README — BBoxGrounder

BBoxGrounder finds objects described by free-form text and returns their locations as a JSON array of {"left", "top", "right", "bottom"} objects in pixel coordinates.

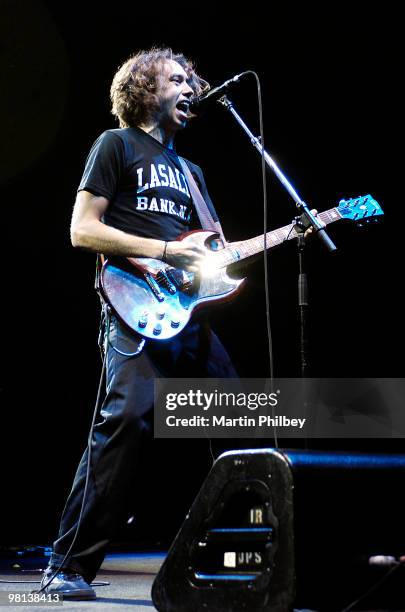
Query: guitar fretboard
[{"left": 214, "top": 208, "right": 342, "bottom": 268}]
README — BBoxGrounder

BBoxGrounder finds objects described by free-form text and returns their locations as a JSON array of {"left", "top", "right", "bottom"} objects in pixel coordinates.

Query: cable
[
  {"left": 2, "top": 337, "right": 108, "bottom": 592},
  {"left": 31, "top": 307, "right": 142, "bottom": 595},
  {"left": 109, "top": 338, "right": 145, "bottom": 357},
  {"left": 31, "top": 341, "right": 108, "bottom": 595},
  {"left": 105, "top": 305, "right": 146, "bottom": 358},
  {"left": 243, "top": 71, "right": 278, "bottom": 449},
  {"left": 207, "top": 72, "right": 278, "bottom": 461},
  {"left": 339, "top": 559, "right": 405, "bottom": 612}
]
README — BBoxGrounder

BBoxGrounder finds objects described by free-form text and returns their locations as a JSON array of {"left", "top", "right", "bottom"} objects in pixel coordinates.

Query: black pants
[{"left": 50, "top": 312, "right": 237, "bottom": 583}]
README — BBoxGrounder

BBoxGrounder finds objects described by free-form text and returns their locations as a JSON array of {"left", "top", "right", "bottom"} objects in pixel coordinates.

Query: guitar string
[{"left": 212, "top": 208, "right": 340, "bottom": 270}]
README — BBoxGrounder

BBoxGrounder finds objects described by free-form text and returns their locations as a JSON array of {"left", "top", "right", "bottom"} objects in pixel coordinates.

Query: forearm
[{"left": 71, "top": 219, "right": 165, "bottom": 259}]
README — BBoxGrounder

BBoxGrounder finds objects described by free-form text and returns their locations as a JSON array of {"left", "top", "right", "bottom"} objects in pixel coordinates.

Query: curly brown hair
[{"left": 110, "top": 47, "right": 209, "bottom": 128}]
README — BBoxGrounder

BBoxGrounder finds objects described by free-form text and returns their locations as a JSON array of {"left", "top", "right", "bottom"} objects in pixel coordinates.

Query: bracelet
[{"left": 162, "top": 241, "right": 168, "bottom": 262}]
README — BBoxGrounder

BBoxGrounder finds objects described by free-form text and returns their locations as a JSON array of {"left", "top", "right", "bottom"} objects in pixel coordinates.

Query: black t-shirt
[{"left": 78, "top": 126, "right": 218, "bottom": 241}]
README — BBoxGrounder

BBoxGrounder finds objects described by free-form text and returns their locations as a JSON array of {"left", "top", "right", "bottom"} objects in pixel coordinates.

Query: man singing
[{"left": 41, "top": 47, "right": 237, "bottom": 599}]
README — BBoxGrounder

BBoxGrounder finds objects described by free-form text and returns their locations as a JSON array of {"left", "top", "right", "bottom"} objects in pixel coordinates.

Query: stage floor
[
  {"left": 0, "top": 551, "right": 403, "bottom": 611},
  {"left": 0, "top": 551, "right": 164, "bottom": 611}
]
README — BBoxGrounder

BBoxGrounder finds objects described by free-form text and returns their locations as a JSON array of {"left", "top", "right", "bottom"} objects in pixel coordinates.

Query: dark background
[{"left": 0, "top": 1, "right": 401, "bottom": 547}]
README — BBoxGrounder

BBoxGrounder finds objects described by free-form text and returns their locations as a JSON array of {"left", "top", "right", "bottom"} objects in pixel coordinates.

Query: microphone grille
[{"left": 368, "top": 555, "right": 398, "bottom": 566}]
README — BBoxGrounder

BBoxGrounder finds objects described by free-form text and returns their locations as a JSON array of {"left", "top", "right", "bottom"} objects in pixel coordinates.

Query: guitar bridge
[{"left": 144, "top": 272, "right": 164, "bottom": 302}]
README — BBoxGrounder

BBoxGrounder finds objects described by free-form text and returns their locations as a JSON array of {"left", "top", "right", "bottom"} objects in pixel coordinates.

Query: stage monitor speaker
[
  {"left": 152, "top": 448, "right": 405, "bottom": 611},
  {"left": 152, "top": 448, "right": 295, "bottom": 612}
]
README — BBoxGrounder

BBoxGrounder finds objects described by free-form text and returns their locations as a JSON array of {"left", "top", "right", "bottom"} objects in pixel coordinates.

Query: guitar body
[{"left": 100, "top": 230, "right": 246, "bottom": 340}]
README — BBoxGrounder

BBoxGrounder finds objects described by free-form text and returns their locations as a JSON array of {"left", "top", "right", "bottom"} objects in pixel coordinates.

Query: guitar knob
[
  {"left": 138, "top": 314, "right": 148, "bottom": 329},
  {"left": 171, "top": 318, "right": 180, "bottom": 328},
  {"left": 156, "top": 310, "right": 165, "bottom": 320},
  {"left": 153, "top": 323, "right": 162, "bottom": 336}
]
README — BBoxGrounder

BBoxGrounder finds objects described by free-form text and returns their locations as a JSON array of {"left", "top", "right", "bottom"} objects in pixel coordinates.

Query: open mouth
[{"left": 176, "top": 100, "right": 190, "bottom": 118}]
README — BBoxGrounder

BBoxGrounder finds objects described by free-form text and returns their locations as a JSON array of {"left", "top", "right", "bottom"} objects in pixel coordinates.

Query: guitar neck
[{"left": 216, "top": 207, "right": 343, "bottom": 267}]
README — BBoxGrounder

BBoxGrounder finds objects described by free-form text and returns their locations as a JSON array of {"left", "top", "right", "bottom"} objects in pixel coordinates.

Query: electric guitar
[{"left": 100, "top": 195, "right": 383, "bottom": 340}]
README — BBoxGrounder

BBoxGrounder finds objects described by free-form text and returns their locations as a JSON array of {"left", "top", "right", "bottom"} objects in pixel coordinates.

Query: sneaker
[{"left": 39, "top": 567, "right": 96, "bottom": 600}]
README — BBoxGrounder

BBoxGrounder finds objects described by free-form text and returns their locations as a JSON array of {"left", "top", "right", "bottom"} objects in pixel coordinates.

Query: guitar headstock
[{"left": 337, "top": 194, "right": 384, "bottom": 222}]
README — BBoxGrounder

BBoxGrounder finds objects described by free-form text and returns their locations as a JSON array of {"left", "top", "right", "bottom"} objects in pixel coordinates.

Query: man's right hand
[{"left": 165, "top": 241, "right": 206, "bottom": 273}]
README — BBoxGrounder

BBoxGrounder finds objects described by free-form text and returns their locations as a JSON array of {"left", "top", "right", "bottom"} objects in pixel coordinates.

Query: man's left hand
[{"left": 303, "top": 209, "right": 325, "bottom": 238}]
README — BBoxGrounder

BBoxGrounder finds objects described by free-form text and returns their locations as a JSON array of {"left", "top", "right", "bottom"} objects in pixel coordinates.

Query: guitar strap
[{"left": 179, "top": 157, "right": 226, "bottom": 243}]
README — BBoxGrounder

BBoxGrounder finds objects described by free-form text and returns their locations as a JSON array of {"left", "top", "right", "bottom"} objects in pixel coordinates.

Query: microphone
[
  {"left": 190, "top": 72, "right": 247, "bottom": 110},
  {"left": 368, "top": 555, "right": 398, "bottom": 567}
]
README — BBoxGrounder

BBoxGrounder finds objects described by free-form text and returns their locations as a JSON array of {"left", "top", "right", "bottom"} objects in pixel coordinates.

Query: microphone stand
[{"left": 218, "top": 95, "right": 337, "bottom": 379}]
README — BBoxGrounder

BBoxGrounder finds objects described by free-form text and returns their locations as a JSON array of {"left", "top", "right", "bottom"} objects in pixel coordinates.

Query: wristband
[{"left": 162, "top": 241, "right": 168, "bottom": 262}]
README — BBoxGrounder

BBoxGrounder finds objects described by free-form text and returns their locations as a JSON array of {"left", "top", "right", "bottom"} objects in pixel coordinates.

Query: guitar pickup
[
  {"left": 145, "top": 273, "right": 164, "bottom": 302},
  {"left": 166, "top": 267, "right": 193, "bottom": 292},
  {"left": 156, "top": 270, "right": 177, "bottom": 294}
]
